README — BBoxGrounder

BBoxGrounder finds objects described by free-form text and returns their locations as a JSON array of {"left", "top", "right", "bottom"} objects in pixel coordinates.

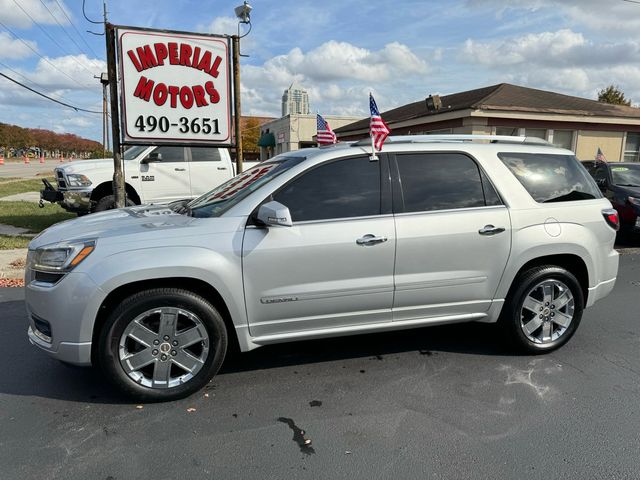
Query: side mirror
[
  {"left": 256, "top": 201, "right": 292, "bottom": 227},
  {"left": 142, "top": 152, "right": 162, "bottom": 163}
]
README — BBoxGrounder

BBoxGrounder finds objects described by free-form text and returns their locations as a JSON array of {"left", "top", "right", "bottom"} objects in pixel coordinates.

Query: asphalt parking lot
[{"left": 1, "top": 252, "right": 639, "bottom": 480}]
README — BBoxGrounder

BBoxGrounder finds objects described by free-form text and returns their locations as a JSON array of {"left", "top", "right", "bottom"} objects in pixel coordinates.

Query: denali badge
[{"left": 261, "top": 296, "right": 299, "bottom": 304}]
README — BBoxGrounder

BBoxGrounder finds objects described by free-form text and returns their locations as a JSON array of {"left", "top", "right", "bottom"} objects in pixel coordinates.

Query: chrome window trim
[{"left": 393, "top": 204, "right": 508, "bottom": 218}]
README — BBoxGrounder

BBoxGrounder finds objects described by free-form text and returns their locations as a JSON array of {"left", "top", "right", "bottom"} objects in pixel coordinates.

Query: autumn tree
[
  {"left": 597, "top": 85, "right": 631, "bottom": 106},
  {"left": 241, "top": 117, "right": 262, "bottom": 154}
]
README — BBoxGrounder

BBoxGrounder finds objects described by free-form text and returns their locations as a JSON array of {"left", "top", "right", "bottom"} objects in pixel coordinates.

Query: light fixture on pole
[{"left": 232, "top": 1, "right": 252, "bottom": 174}]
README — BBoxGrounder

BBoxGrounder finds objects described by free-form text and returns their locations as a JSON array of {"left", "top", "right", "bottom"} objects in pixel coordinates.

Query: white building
[
  {"left": 258, "top": 114, "right": 363, "bottom": 160},
  {"left": 281, "top": 83, "right": 310, "bottom": 116}
]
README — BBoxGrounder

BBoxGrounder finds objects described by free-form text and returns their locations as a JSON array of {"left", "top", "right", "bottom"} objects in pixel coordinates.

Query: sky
[{"left": 1, "top": 0, "right": 639, "bottom": 143}]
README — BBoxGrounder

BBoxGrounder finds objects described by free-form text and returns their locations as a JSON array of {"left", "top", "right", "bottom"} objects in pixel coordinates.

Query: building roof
[{"left": 335, "top": 83, "right": 640, "bottom": 134}]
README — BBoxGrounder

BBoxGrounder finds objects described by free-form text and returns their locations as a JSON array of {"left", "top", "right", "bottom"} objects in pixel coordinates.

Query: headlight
[
  {"left": 66, "top": 174, "right": 92, "bottom": 187},
  {"left": 30, "top": 239, "right": 96, "bottom": 272},
  {"left": 628, "top": 196, "right": 640, "bottom": 207}
]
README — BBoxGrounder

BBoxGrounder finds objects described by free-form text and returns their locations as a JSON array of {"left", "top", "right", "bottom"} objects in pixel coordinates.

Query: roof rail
[{"left": 351, "top": 134, "right": 552, "bottom": 147}]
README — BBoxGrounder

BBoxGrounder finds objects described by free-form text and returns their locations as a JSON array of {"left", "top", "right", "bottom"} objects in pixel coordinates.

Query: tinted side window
[
  {"left": 153, "top": 146, "right": 185, "bottom": 162},
  {"left": 274, "top": 156, "right": 380, "bottom": 222},
  {"left": 480, "top": 170, "right": 503, "bottom": 206},
  {"left": 190, "top": 147, "right": 222, "bottom": 162},
  {"left": 396, "top": 153, "right": 487, "bottom": 212},
  {"left": 499, "top": 153, "right": 602, "bottom": 203}
]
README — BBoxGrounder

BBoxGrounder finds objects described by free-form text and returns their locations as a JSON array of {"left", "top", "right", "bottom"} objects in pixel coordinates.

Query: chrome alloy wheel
[
  {"left": 520, "top": 279, "right": 575, "bottom": 344},
  {"left": 118, "top": 307, "right": 210, "bottom": 389}
]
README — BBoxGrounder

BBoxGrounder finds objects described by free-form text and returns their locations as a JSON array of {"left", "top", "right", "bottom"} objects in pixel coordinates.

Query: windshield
[
  {"left": 123, "top": 145, "right": 149, "bottom": 160},
  {"left": 189, "top": 156, "right": 305, "bottom": 218},
  {"left": 611, "top": 165, "right": 640, "bottom": 186}
]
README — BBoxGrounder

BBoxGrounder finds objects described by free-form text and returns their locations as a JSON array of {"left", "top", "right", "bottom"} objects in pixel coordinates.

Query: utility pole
[
  {"left": 105, "top": 23, "right": 125, "bottom": 208},
  {"left": 232, "top": 35, "right": 243, "bottom": 174}
]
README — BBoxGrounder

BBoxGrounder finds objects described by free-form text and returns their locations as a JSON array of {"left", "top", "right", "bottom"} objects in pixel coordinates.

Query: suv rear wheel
[
  {"left": 97, "top": 288, "right": 227, "bottom": 402},
  {"left": 500, "top": 266, "right": 584, "bottom": 353}
]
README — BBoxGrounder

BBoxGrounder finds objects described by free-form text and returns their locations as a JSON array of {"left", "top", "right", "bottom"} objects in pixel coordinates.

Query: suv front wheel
[
  {"left": 97, "top": 288, "right": 227, "bottom": 402},
  {"left": 500, "top": 266, "right": 584, "bottom": 353}
]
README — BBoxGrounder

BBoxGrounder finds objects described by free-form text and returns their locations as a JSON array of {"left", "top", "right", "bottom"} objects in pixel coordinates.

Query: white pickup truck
[{"left": 41, "top": 145, "right": 258, "bottom": 214}]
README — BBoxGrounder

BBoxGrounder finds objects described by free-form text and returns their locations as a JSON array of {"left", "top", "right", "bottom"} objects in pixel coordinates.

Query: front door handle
[
  {"left": 174, "top": 167, "right": 186, "bottom": 171},
  {"left": 217, "top": 167, "right": 227, "bottom": 170},
  {"left": 356, "top": 234, "right": 388, "bottom": 246},
  {"left": 478, "top": 225, "right": 505, "bottom": 236}
]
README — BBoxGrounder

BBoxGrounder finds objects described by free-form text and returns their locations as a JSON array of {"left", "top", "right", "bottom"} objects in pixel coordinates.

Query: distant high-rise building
[{"left": 282, "top": 82, "right": 310, "bottom": 116}]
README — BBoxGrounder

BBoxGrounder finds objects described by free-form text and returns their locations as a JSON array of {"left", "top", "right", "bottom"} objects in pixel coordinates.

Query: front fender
[{"left": 85, "top": 245, "right": 246, "bottom": 334}]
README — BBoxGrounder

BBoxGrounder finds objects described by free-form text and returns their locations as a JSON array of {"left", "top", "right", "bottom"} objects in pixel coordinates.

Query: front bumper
[
  {"left": 25, "top": 270, "right": 105, "bottom": 366},
  {"left": 40, "top": 181, "right": 92, "bottom": 213}
]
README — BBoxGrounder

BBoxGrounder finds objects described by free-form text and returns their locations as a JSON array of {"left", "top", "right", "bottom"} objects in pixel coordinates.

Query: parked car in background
[
  {"left": 40, "top": 145, "right": 259, "bottom": 215},
  {"left": 26, "top": 135, "right": 619, "bottom": 401},
  {"left": 582, "top": 160, "right": 640, "bottom": 231}
]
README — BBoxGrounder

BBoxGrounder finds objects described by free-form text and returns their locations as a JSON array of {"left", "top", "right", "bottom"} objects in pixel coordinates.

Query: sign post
[
  {"left": 232, "top": 34, "right": 243, "bottom": 174},
  {"left": 106, "top": 23, "right": 126, "bottom": 208}
]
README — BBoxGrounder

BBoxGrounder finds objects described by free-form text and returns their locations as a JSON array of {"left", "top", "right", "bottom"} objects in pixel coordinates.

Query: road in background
[
  {"left": 1, "top": 253, "right": 639, "bottom": 479},
  {"left": 0, "top": 159, "right": 61, "bottom": 178}
]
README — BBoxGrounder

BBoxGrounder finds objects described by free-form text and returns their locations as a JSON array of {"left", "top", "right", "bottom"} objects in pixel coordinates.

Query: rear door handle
[
  {"left": 478, "top": 225, "right": 505, "bottom": 236},
  {"left": 217, "top": 167, "right": 227, "bottom": 170},
  {"left": 174, "top": 168, "right": 186, "bottom": 171},
  {"left": 356, "top": 234, "right": 388, "bottom": 246}
]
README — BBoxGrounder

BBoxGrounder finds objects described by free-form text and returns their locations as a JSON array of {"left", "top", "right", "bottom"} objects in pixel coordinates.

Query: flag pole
[{"left": 369, "top": 92, "right": 378, "bottom": 161}]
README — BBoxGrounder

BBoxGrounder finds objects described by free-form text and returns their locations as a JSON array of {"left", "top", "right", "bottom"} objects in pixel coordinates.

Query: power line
[
  {"left": 0, "top": 71, "right": 102, "bottom": 113},
  {"left": 0, "top": 20, "right": 94, "bottom": 89},
  {"left": 47, "top": 0, "right": 103, "bottom": 60},
  {"left": 82, "top": 0, "right": 103, "bottom": 24},
  {"left": 12, "top": 0, "right": 98, "bottom": 77}
]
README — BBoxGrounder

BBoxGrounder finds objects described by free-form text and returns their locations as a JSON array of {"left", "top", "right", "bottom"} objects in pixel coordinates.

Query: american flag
[
  {"left": 369, "top": 93, "right": 390, "bottom": 151},
  {"left": 595, "top": 147, "right": 607, "bottom": 162},
  {"left": 316, "top": 114, "right": 336, "bottom": 145}
]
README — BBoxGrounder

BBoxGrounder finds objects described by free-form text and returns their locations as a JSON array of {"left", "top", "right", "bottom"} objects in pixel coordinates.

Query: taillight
[{"left": 602, "top": 208, "right": 620, "bottom": 231}]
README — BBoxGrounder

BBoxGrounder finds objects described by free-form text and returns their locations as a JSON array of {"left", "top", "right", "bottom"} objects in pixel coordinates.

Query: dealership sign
[{"left": 117, "top": 27, "right": 232, "bottom": 145}]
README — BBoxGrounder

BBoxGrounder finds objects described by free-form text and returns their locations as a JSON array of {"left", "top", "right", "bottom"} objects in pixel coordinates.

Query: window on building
[
  {"left": 552, "top": 130, "right": 574, "bottom": 150},
  {"left": 624, "top": 132, "right": 640, "bottom": 162},
  {"left": 274, "top": 156, "right": 381, "bottom": 222},
  {"left": 495, "top": 127, "right": 519, "bottom": 136},
  {"left": 525, "top": 128, "right": 547, "bottom": 139},
  {"left": 395, "top": 153, "right": 501, "bottom": 212}
]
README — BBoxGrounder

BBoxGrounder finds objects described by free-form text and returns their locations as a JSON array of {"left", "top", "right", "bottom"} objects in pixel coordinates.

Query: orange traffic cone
[
  {"left": 0, "top": 155, "right": 4, "bottom": 165},
  {"left": 23, "top": 155, "right": 29, "bottom": 164},
  {"left": 39, "top": 155, "right": 45, "bottom": 164}
]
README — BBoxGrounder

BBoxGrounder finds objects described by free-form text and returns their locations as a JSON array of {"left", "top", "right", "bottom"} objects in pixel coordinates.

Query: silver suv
[{"left": 25, "top": 135, "right": 620, "bottom": 401}]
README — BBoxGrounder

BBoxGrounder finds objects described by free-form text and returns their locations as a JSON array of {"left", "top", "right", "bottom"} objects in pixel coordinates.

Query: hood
[
  {"left": 29, "top": 205, "right": 243, "bottom": 249},
  {"left": 56, "top": 158, "right": 130, "bottom": 174}
]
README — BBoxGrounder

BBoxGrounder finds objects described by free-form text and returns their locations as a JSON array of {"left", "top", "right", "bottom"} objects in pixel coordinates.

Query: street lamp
[{"left": 232, "top": 1, "right": 252, "bottom": 174}]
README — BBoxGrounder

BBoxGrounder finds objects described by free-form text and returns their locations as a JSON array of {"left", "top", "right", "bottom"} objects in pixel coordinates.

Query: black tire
[
  {"left": 499, "top": 265, "right": 584, "bottom": 354},
  {"left": 97, "top": 288, "right": 228, "bottom": 402},
  {"left": 93, "top": 194, "right": 135, "bottom": 212}
]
